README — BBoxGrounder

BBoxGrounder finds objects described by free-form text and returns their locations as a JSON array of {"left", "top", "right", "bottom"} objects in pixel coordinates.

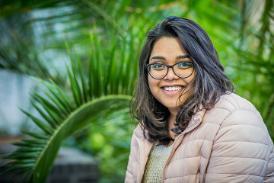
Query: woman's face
[{"left": 148, "top": 36, "right": 195, "bottom": 113}]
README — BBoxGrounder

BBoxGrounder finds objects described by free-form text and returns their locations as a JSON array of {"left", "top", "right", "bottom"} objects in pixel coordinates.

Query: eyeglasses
[{"left": 146, "top": 60, "right": 194, "bottom": 80}]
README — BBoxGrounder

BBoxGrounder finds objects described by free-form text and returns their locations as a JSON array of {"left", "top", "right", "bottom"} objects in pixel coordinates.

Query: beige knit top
[{"left": 142, "top": 143, "right": 173, "bottom": 183}]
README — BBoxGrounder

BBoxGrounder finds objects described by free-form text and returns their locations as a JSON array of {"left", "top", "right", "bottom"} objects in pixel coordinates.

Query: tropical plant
[{"left": 2, "top": 53, "right": 134, "bottom": 182}]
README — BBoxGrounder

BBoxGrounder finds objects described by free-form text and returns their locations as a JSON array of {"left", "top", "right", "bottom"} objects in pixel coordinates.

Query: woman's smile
[{"left": 160, "top": 85, "right": 185, "bottom": 95}]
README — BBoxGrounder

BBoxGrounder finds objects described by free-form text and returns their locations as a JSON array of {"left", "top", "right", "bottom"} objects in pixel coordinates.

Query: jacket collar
[
  {"left": 137, "top": 108, "right": 206, "bottom": 182},
  {"left": 182, "top": 108, "right": 206, "bottom": 135}
]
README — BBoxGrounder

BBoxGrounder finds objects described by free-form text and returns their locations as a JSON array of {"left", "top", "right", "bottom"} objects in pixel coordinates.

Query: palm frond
[
  {"left": 1, "top": 29, "right": 139, "bottom": 181},
  {"left": 3, "top": 82, "right": 131, "bottom": 182}
]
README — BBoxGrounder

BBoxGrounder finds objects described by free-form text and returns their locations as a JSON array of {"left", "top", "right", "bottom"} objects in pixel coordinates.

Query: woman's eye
[
  {"left": 177, "top": 62, "right": 193, "bottom": 69},
  {"left": 151, "top": 63, "right": 165, "bottom": 70}
]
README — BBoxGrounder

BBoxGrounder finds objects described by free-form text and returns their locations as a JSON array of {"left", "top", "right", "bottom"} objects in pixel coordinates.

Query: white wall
[{"left": 0, "top": 70, "right": 36, "bottom": 135}]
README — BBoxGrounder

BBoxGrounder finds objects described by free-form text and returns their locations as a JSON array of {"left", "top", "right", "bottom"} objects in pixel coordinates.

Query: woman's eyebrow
[
  {"left": 176, "top": 54, "right": 190, "bottom": 59},
  {"left": 150, "top": 56, "right": 166, "bottom": 60},
  {"left": 150, "top": 54, "right": 190, "bottom": 60}
]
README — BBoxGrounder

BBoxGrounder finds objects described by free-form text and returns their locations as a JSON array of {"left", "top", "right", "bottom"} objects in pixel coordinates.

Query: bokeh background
[{"left": 0, "top": 0, "right": 273, "bottom": 182}]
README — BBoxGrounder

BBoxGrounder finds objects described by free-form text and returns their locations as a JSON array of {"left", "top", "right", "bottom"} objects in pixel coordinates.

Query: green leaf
[
  {"left": 6, "top": 95, "right": 131, "bottom": 183},
  {"left": 21, "top": 110, "right": 53, "bottom": 135}
]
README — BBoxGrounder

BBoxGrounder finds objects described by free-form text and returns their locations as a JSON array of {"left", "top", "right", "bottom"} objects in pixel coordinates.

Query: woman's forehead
[{"left": 150, "top": 37, "right": 187, "bottom": 60}]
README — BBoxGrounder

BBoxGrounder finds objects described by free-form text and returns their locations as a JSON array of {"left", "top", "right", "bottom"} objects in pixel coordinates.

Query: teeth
[{"left": 163, "top": 86, "right": 182, "bottom": 91}]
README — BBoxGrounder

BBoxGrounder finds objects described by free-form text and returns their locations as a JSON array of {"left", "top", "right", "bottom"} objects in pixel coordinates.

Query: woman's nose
[{"left": 163, "top": 67, "right": 179, "bottom": 80}]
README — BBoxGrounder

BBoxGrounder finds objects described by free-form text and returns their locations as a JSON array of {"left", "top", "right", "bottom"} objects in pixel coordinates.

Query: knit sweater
[{"left": 142, "top": 144, "right": 173, "bottom": 183}]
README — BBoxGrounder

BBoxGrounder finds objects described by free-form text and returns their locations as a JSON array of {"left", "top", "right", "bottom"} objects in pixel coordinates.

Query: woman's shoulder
[
  {"left": 203, "top": 93, "right": 274, "bottom": 182},
  {"left": 204, "top": 92, "right": 273, "bottom": 145},
  {"left": 204, "top": 92, "right": 266, "bottom": 131},
  {"left": 214, "top": 92, "right": 258, "bottom": 113}
]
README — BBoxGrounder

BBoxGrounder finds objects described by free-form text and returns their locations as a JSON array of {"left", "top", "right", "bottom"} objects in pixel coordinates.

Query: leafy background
[{"left": 0, "top": 0, "right": 273, "bottom": 182}]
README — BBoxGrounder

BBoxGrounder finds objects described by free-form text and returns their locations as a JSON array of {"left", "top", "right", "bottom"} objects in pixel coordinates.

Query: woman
[{"left": 125, "top": 16, "right": 274, "bottom": 183}]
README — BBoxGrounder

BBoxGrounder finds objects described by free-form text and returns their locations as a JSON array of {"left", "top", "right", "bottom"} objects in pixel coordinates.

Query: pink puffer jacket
[{"left": 125, "top": 93, "right": 274, "bottom": 183}]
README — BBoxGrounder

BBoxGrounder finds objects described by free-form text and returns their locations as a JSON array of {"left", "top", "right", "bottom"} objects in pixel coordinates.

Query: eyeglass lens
[{"left": 147, "top": 62, "right": 193, "bottom": 79}]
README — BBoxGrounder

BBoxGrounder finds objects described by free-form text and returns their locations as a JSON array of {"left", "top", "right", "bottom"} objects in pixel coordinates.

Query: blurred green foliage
[{"left": 0, "top": 0, "right": 273, "bottom": 182}]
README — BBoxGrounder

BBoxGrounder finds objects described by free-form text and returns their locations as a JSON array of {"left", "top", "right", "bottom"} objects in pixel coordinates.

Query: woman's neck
[{"left": 169, "top": 107, "right": 178, "bottom": 119}]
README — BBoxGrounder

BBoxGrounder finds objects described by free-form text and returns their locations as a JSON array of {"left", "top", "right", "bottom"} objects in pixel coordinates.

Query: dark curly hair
[{"left": 132, "top": 16, "right": 233, "bottom": 145}]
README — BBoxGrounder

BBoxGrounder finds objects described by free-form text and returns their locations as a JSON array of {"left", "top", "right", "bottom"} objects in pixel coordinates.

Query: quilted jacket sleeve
[
  {"left": 265, "top": 145, "right": 274, "bottom": 183},
  {"left": 125, "top": 126, "right": 140, "bottom": 183},
  {"left": 205, "top": 108, "right": 274, "bottom": 183}
]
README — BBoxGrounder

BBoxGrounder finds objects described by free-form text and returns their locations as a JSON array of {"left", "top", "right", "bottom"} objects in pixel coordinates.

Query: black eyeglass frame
[{"left": 146, "top": 56, "right": 194, "bottom": 80}]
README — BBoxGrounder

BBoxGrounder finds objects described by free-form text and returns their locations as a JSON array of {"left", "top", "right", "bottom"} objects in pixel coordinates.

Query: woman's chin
[{"left": 161, "top": 102, "right": 180, "bottom": 112}]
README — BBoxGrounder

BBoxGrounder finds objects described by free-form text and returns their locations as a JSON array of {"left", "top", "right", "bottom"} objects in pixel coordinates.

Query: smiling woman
[{"left": 125, "top": 16, "right": 274, "bottom": 183}]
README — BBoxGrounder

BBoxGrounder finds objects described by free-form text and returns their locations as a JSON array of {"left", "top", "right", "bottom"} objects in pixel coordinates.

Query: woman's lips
[{"left": 160, "top": 85, "right": 184, "bottom": 95}]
